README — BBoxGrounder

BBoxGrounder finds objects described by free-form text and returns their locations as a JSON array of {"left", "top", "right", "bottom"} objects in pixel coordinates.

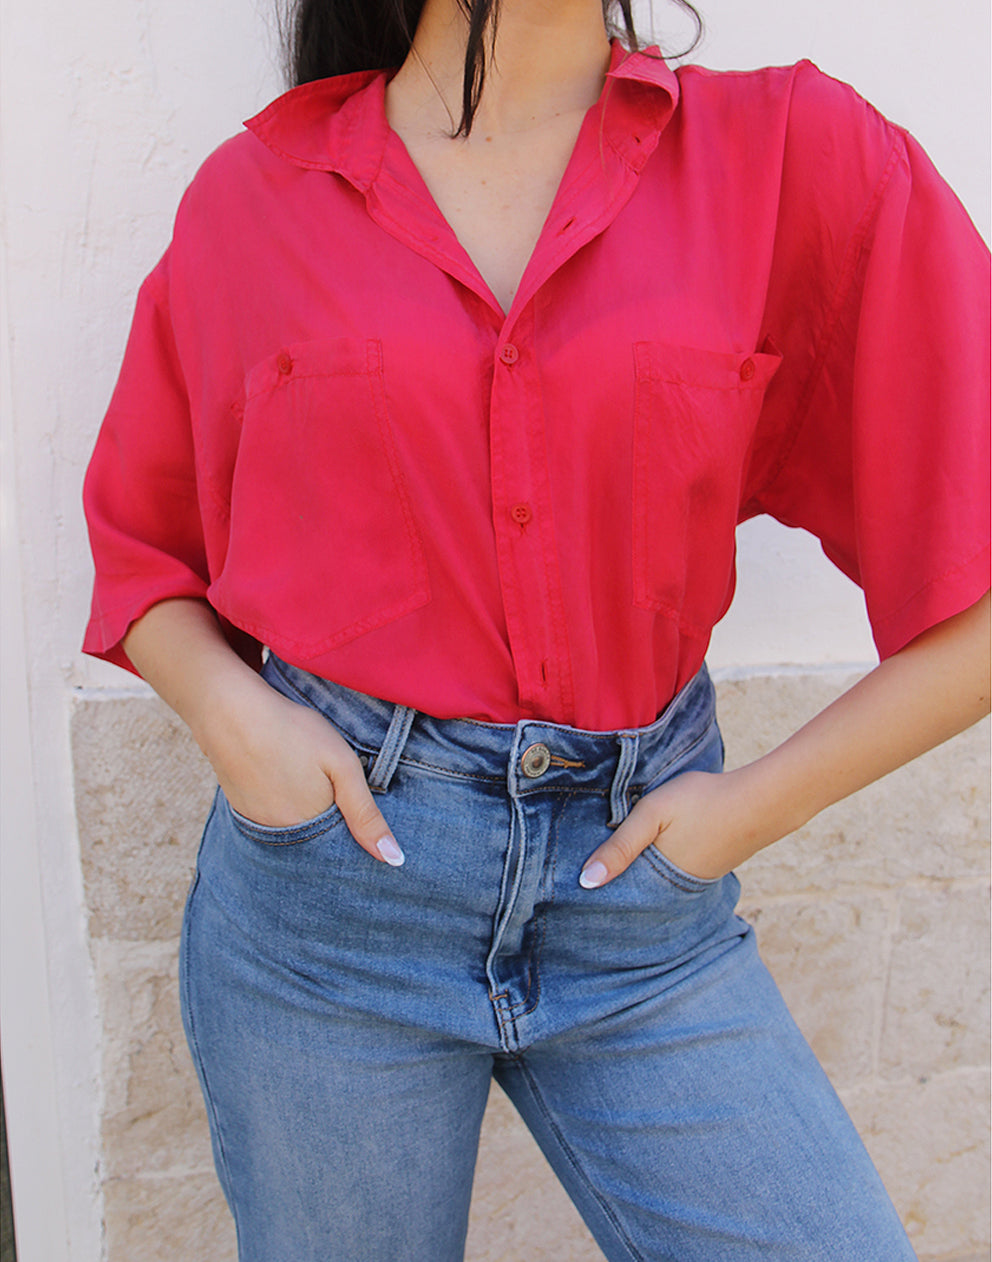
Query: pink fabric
[{"left": 82, "top": 41, "right": 990, "bottom": 729}]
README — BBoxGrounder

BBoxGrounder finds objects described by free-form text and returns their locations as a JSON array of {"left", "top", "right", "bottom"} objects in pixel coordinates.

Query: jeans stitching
[
  {"left": 515, "top": 1060, "right": 645, "bottom": 1262},
  {"left": 633, "top": 722, "right": 716, "bottom": 797},
  {"left": 269, "top": 657, "right": 511, "bottom": 767},
  {"left": 388, "top": 757, "right": 506, "bottom": 784},
  {"left": 270, "top": 659, "right": 511, "bottom": 785},
  {"left": 490, "top": 994, "right": 519, "bottom": 1054},
  {"left": 226, "top": 797, "right": 345, "bottom": 846},
  {"left": 508, "top": 791, "right": 570, "bottom": 1022},
  {"left": 267, "top": 657, "right": 717, "bottom": 794},
  {"left": 180, "top": 867, "right": 244, "bottom": 1252},
  {"left": 640, "top": 846, "right": 719, "bottom": 892},
  {"left": 507, "top": 1006, "right": 522, "bottom": 1051}
]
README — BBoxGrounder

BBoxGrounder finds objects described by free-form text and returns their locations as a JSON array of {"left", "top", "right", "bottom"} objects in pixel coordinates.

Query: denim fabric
[{"left": 179, "top": 653, "right": 916, "bottom": 1262}]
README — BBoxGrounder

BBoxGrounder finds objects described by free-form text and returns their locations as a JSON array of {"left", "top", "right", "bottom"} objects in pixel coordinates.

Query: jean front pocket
[
  {"left": 210, "top": 337, "right": 431, "bottom": 656},
  {"left": 224, "top": 794, "right": 345, "bottom": 846},
  {"left": 632, "top": 339, "right": 783, "bottom": 634},
  {"left": 639, "top": 842, "right": 724, "bottom": 892}
]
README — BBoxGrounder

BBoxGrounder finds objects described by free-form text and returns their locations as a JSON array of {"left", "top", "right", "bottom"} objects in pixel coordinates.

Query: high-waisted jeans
[{"left": 179, "top": 652, "right": 917, "bottom": 1262}]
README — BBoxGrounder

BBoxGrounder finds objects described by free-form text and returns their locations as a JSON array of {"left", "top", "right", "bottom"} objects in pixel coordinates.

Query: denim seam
[
  {"left": 366, "top": 703, "right": 417, "bottom": 791},
  {"left": 229, "top": 807, "right": 345, "bottom": 846},
  {"left": 266, "top": 656, "right": 716, "bottom": 791},
  {"left": 505, "top": 941, "right": 543, "bottom": 1018},
  {"left": 398, "top": 759, "right": 688, "bottom": 794},
  {"left": 391, "top": 726, "right": 712, "bottom": 788},
  {"left": 640, "top": 847, "right": 717, "bottom": 893},
  {"left": 389, "top": 757, "right": 506, "bottom": 785},
  {"left": 516, "top": 1060, "right": 645, "bottom": 1262},
  {"left": 487, "top": 800, "right": 527, "bottom": 1051},
  {"left": 634, "top": 722, "right": 717, "bottom": 798},
  {"left": 266, "top": 662, "right": 719, "bottom": 859},
  {"left": 506, "top": 1005, "right": 522, "bottom": 1051},
  {"left": 490, "top": 993, "right": 520, "bottom": 1054},
  {"left": 506, "top": 792, "right": 567, "bottom": 1021},
  {"left": 266, "top": 661, "right": 501, "bottom": 783},
  {"left": 608, "top": 733, "right": 640, "bottom": 828},
  {"left": 180, "top": 868, "right": 244, "bottom": 1252}
]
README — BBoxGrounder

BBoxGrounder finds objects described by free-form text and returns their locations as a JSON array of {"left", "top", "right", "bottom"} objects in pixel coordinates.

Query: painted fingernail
[
  {"left": 579, "top": 860, "right": 608, "bottom": 889},
  {"left": 376, "top": 836, "right": 405, "bottom": 867}
]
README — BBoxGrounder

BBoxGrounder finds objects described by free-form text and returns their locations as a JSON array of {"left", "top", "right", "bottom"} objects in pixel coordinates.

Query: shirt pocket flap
[
  {"left": 210, "top": 337, "right": 430, "bottom": 656},
  {"left": 632, "top": 339, "right": 784, "bottom": 633},
  {"left": 634, "top": 339, "right": 784, "bottom": 391}
]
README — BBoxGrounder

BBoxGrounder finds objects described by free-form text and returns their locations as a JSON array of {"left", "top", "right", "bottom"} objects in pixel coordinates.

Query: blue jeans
[{"left": 179, "top": 653, "right": 916, "bottom": 1262}]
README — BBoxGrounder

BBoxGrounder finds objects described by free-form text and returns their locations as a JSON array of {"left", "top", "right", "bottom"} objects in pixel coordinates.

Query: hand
[
  {"left": 579, "top": 769, "right": 762, "bottom": 889},
  {"left": 197, "top": 676, "right": 404, "bottom": 867}
]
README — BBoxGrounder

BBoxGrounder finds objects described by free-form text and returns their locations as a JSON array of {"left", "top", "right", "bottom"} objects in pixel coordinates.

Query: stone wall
[{"left": 71, "top": 670, "right": 990, "bottom": 1262}]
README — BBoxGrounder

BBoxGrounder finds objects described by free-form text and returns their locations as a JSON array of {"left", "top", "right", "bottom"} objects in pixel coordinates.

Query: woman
[{"left": 82, "top": 0, "right": 990, "bottom": 1258}]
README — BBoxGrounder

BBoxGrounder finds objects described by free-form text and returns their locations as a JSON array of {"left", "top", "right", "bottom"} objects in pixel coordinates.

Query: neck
[{"left": 389, "top": 0, "right": 612, "bottom": 136}]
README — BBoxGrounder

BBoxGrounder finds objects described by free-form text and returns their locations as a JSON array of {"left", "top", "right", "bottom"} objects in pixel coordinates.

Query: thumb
[
  {"left": 579, "top": 799, "right": 661, "bottom": 889},
  {"left": 330, "top": 756, "right": 405, "bottom": 867}
]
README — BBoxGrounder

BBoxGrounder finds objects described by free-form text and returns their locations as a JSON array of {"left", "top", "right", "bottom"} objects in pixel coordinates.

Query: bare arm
[
  {"left": 122, "top": 597, "right": 404, "bottom": 865},
  {"left": 580, "top": 588, "right": 991, "bottom": 888}
]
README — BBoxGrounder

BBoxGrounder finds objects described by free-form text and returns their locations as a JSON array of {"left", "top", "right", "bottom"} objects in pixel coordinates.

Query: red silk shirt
[{"left": 82, "top": 41, "right": 991, "bottom": 730}]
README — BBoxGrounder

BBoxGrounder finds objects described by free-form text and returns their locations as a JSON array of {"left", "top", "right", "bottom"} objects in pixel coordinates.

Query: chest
[{"left": 394, "top": 118, "right": 586, "bottom": 317}]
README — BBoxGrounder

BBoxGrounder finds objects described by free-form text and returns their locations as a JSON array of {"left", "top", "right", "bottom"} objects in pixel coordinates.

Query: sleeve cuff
[
  {"left": 871, "top": 544, "right": 991, "bottom": 660},
  {"left": 81, "top": 579, "right": 211, "bottom": 677}
]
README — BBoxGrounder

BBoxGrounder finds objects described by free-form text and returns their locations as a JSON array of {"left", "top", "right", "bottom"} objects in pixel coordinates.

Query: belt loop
[
  {"left": 608, "top": 732, "right": 640, "bottom": 828},
  {"left": 367, "top": 704, "right": 417, "bottom": 792}
]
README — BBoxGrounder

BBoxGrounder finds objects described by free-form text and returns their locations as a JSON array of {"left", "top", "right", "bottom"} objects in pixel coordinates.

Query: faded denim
[{"left": 179, "top": 652, "right": 916, "bottom": 1262}]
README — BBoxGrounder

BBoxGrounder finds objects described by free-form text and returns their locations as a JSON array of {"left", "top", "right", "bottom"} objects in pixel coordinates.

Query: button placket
[{"left": 487, "top": 306, "right": 575, "bottom": 721}]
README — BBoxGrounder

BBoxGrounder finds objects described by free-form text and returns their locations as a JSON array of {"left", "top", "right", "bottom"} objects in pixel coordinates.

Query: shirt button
[
  {"left": 739, "top": 357, "right": 756, "bottom": 382},
  {"left": 499, "top": 344, "right": 519, "bottom": 365},
  {"left": 510, "top": 503, "right": 533, "bottom": 525},
  {"left": 520, "top": 743, "right": 551, "bottom": 779},
  {"left": 277, "top": 352, "right": 293, "bottom": 375}
]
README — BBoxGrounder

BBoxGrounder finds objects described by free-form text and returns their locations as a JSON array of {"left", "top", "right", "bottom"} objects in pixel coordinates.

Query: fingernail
[
  {"left": 579, "top": 860, "right": 608, "bottom": 889},
  {"left": 376, "top": 836, "right": 405, "bottom": 867}
]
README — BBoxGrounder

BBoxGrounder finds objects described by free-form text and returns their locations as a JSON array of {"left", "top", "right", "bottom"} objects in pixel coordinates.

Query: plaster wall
[{"left": 1, "top": 0, "right": 988, "bottom": 1258}]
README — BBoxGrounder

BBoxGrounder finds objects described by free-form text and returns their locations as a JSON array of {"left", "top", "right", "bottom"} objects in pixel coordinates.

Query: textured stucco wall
[{"left": 71, "top": 673, "right": 990, "bottom": 1261}]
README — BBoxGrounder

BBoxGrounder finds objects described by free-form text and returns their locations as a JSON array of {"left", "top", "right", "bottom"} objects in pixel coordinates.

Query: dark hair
[{"left": 279, "top": 1, "right": 704, "bottom": 136}]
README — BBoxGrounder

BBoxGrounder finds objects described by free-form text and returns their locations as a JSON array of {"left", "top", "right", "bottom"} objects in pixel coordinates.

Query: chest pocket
[
  {"left": 632, "top": 340, "right": 783, "bottom": 634},
  {"left": 212, "top": 338, "right": 430, "bottom": 656}
]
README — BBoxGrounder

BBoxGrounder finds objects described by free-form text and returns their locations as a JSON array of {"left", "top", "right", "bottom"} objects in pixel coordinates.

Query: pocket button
[{"left": 739, "top": 357, "right": 756, "bottom": 381}]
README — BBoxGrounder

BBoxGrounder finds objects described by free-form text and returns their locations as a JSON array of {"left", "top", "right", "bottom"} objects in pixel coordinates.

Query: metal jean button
[{"left": 520, "top": 742, "right": 552, "bottom": 778}]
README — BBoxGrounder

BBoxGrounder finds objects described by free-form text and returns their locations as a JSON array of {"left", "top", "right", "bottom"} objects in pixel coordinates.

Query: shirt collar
[{"left": 244, "top": 39, "right": 680, "bottom": 187}]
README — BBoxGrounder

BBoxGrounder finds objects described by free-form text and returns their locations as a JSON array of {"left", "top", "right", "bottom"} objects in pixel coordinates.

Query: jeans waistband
[{"left": 263, "top": 655, "right": 720, "bottom": 828}]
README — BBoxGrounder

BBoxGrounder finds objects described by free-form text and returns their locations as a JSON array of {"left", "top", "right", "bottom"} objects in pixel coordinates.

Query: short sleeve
[
  {"left": 82, "top": 249, "right": 210, "bottom": 674},
  {"left": 750, "top": 121, "right": 990, "bottom": 659}
]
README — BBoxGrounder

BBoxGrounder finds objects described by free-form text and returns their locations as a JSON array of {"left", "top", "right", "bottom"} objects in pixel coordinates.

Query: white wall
[
  {"left": 1, "top": 1, "right": 988, "bottom": 1257},
  {"left": 1, "top": 4, "right": 283, "bottom": 1258}
]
